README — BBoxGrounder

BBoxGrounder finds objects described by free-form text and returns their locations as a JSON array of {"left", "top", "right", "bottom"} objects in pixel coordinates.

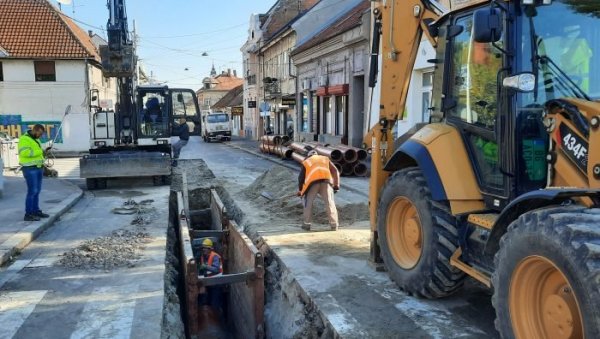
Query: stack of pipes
[
  {"left": 258, "top": 138, "right": 369, "bottom": 177},
  {"left": 259, "top": 135, "right": 293, "bottom": 159},
  {"left": 292, "top": 142, "right": 368, "bottom": 177}
]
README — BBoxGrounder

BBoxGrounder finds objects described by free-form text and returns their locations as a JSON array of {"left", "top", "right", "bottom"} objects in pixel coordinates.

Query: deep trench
[{"left": 163, "top": 160, "right": 330, "bottom": 339}]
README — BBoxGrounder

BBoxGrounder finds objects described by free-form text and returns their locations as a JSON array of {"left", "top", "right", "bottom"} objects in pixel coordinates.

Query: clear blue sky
[{"left": 53, "top": 0, "right": 274, "bottom": 90}]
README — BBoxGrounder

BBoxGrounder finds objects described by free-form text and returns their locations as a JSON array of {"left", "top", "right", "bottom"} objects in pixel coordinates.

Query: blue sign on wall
[{"left": 0, "top": 115, "right": 62, "bottom": 143}]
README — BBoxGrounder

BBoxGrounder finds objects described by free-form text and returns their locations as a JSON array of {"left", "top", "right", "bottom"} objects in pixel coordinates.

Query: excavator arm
[{"left": 368, "top": 0, "right": 444, "bottom": 234}]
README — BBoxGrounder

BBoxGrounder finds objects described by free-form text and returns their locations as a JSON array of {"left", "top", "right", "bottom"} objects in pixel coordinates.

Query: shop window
[
  {"left": 335, "top": 96, "right": 347, "bottom": 136},
  {"left": 302, "top": 94, "right": 309, "bottom": 132},
  {"left": 324, "top": 97, "right": 332, "bottom": 134},
  {"left": 34, "top": 61, "right": 56, "bottom": 82},
  {"left": 311, "top": 94, "right": 319, "bottom": 133}
]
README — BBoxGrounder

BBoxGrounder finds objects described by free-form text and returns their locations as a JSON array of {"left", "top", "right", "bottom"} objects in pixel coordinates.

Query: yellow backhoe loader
[{"left": 368, "top": 0, "right": 600, "bottom": 337}]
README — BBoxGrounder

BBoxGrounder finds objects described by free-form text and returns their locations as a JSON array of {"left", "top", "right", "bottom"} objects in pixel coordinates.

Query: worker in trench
[
  {"left": 198, "top": 239, "right": 224, "bottom": 314},
  {"left": 297, "top": 150, "right": 340, "bottom": 231}
]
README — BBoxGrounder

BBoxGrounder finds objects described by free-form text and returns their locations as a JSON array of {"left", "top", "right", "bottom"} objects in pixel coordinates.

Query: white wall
[{"left": 0, "top": 59, "right": 109, "bottom": 152}]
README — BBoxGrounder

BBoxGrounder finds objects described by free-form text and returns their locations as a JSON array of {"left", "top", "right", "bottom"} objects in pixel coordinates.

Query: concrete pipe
[
  {"left": 259, "top": 144, "right": 268, "bottom": 153},
  {"left": 281, "top": 135, "right": 291, "bottom": 144},
  {"left": 341, "top": 163, "right": 354, "bottom": 176},
  {"left": 340, "top": 148, "right": 358, "bottom": 163},
  {"left": 265, "top": 135, "right": 281, "bottom": 145},
  {"left": 353, "top": 163, "right": 368, "bottom": 177},
  {"left": 292, "top": 152, "right": 307, "bottom": 163},
  {"left": 315, "top": 146, "right": 343, "bottom": 162},
  {"left": 337, "top": 145, "right": 368, "bottom": 161},
  {"left": 282, "top": 147, "right": 294, "bottom": 159},
  {"left": 333, "top": 162, "right": 343, "bottom": 172},
  {"left": 289, "top": 142, "right": 310, "bottom": 154}
]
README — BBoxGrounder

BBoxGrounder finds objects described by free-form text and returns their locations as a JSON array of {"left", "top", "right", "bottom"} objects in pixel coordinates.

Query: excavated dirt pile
[{"left": 242, "top": 166, "right": 368, "bottom": 225}]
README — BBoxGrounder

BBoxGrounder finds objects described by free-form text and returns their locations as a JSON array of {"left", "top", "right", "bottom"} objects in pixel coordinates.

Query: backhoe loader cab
[{"left": 370, "top": 0, "right": 600, "bottom": 337}]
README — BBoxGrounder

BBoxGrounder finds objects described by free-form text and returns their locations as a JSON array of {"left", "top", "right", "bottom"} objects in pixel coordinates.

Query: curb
[
  {"left": 225, "top": 143, "right": 368, "bottom": 198},
  {"left": 0, "top": 186, "right": 83, "bottom": 267}
]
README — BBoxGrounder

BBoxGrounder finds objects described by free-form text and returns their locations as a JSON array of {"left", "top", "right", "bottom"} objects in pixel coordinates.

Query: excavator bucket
[{"left": 79, "top": 151, "right": 171, "bottom": 179}]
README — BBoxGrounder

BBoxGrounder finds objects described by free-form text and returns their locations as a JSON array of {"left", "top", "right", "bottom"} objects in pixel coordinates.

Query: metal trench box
[{"left": 177, "top": 184, "right": 264, "bottom": 338}]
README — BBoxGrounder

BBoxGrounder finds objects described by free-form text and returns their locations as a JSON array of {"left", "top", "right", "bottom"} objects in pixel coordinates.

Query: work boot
[
  {"left": 24, "top": 214, "right": 41, "bottom": 222},
  {"left": 330, "top": 225, "right": 339, "bottom": 231},
  {"left": 35, "top": 211, "right": 50, "bottom": 218},
  {"left": 301, "top": 223, "right": 311, "bottom": 231}
]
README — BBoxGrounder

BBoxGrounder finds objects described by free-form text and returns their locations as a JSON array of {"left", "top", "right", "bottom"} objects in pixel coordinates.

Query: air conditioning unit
[
  {"left": 301, "top": 79, "right": 311, "bottom": 90},
  {"left": 318, "top": 75, "right": 328, "bottom": 87}
]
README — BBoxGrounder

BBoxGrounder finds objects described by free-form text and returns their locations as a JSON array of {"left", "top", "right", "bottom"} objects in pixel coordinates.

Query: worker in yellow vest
[
  {"left": 297, "top": 150, "right": 340, "bottom": 231},
  {"left": 18, "top": 124, "right": 50, "bottom": 222}
]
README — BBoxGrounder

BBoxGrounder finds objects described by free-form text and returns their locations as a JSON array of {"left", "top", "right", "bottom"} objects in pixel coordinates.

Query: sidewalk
[
  {"left": 226, "top": 137, "right": 369, "bottom": 197},
  {"left": 0, "top": 175, "right": 82, "bottom": 266}
]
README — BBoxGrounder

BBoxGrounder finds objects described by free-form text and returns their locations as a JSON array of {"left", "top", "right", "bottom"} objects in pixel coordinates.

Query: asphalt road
[{"left": 0, "top": 182, "right": 170, "bottom": 339}]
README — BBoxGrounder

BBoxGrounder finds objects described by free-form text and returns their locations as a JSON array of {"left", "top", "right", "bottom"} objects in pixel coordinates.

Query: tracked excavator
[
  {"left": 79, "top": 0, "right": 200, "bottom": 190},
  {"left": 368, "top": 0, "right": 600, "bottom": 337}
]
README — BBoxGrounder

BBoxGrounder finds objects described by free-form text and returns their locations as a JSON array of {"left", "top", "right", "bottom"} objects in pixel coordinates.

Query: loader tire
[
  {"left": 493, "top": 206, "right": 600, "bottom": 339},
  {"left": 377, "top": 168, "right": 465, "bottom": 298}
]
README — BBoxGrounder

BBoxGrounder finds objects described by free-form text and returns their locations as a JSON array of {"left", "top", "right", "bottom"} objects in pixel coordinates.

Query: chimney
[
  {"left": 88, "top": 30, "right": 93, "bottom": 38},
  {"left": 233, "top": 69, "right": 237, "bottom": 77}
]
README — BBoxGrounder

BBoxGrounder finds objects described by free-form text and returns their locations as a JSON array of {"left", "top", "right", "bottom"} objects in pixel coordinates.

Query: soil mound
[{"left": 243, "top": 166, "right": 368, "bottom": 225}]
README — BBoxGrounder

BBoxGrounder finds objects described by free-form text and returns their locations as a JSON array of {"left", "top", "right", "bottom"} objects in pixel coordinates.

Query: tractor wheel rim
[
  {"left": 386, "top": 197, "right": 422, "bottom": 269},
  {"left": 509, "top": 255, "right": 584, "bottom": 339}
]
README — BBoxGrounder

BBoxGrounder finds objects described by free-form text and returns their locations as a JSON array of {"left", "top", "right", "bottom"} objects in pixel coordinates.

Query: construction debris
[{"left": 57, "top": 229, "right": 152, "bottom": 270}]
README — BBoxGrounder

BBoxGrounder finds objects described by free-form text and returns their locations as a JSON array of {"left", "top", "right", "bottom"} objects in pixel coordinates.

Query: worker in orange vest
[
  {"left": 297, "top": 150, "right": 340, "bottom": 231},
  {"left": 199, "top": 238, "right": 223, "bottom": 277},
  {"left": 198, "top": 238, "right": 224, "bottom": 315}
]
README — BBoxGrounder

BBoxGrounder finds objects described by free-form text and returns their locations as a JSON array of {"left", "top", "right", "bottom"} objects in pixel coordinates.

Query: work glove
[
  {"left": 198, "top": 264, "right": 208, "bottom": 272},
  {"left": 296, "top": 191, "right": 302, "bottom": 197},
  {"left": 333, "top": 186, "right": 339, "bottom": 194}
]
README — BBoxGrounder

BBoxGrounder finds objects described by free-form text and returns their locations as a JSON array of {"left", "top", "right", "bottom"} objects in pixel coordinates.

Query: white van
[{"left": 202, "top": 112, "right": 232, "bottom": 142}]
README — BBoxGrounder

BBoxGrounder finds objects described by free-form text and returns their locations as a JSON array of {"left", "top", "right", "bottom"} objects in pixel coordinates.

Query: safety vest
[
  {"left": 18, "top": 132, "right": 44, "bottom": 168},
  {"left": 200, "top": 251, "right": 223, "bottom": 276},
  {"left": 301, "top": 155, "right": 333, "bottom": 196}
]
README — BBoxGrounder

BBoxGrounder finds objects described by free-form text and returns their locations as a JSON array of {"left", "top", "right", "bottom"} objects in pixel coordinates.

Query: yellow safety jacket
[
  {"left": 300, "top": 155, "right": 333, "bottom": 196},
  {"left": 18, "top": 132, "right": 45, "bottom": 168}
]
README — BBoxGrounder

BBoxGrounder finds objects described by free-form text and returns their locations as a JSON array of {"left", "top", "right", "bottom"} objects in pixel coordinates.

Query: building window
[
  {"left": 0, "top": 62, "right": 3, "bottom": 81},
  {"left": 34, "top": 61, "right": 56, "bottom": 81},
  {"left": 421, "top": 71, "right": 434, "bottom": 122},
  {"left": 204, "top": 98, "right": 211, "bottom": 107}
]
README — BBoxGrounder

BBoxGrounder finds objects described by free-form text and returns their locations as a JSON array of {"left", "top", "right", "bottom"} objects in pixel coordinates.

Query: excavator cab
[{"left": 370, "top": 1, "right": 600, "bottom": 337}]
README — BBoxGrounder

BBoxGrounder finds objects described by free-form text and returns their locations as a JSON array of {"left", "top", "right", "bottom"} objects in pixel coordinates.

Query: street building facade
[
  {"left": 240, "top": 14, "right": 264, "bottom": 140},
  {"left": 241, "top": 0, "right": 319, "bottom": 140},
  {"left": 196, "top": 66, "right": 243, "bottom": 114},
  {"left": 0, "top": 0, "right": 117, "bottom": 152},
  {"left": 291, "top": 0, "right": 370, "bottom": 147}
]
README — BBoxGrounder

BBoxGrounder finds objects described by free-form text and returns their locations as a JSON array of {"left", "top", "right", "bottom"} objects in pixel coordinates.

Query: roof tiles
[{"left": 0, "top": 0, "right": 99, "bottom": 60}]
